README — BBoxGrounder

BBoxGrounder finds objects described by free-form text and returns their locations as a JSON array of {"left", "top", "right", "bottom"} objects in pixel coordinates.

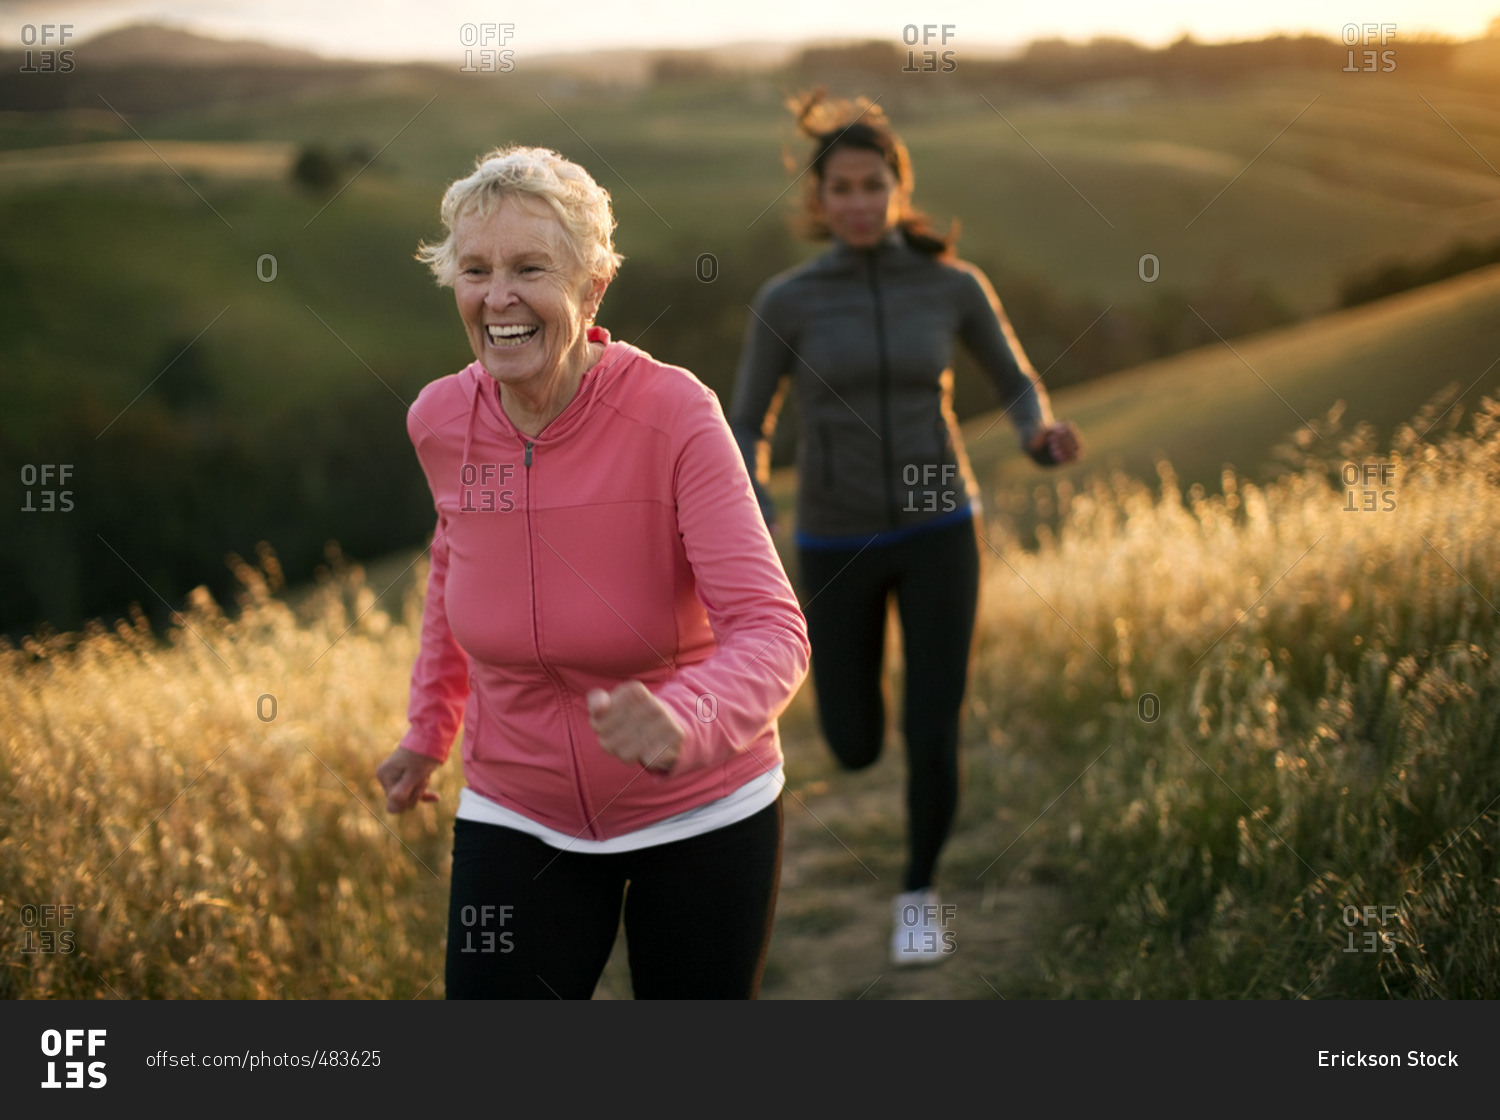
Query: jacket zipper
[
  {"left": 867, "top": 251, "right": 898, "bottom": 527},
  {"left": 521, "top": 437, "right": 598, "bottom": 838}
]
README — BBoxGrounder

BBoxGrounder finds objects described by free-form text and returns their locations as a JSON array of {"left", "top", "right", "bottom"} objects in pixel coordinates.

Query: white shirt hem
[{"left": 454, "top": 765, "right": 784, "bottom": 853}]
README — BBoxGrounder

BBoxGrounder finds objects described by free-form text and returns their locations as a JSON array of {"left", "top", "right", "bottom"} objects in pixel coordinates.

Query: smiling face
[
  {"left": 453, "top": 194, "right": 606, "bottom": 396},
  {"left": 816, "top": 145, "right": 908, "bottom": 249}
]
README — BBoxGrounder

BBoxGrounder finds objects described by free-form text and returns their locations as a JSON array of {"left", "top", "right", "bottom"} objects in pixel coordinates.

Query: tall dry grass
[
  {"left": 2, "top": 394, "right": 1497, "bottom": 998},
  {"left": 1, "top": 547, "right": 455, "bottom": 998},
  {"left": 961, "top": 393, "right": 1500, "bottom": 997}
]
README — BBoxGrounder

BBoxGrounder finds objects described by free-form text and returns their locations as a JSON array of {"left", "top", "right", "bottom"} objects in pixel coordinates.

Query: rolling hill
[{"left": 5, "top": 51, "right": 1500, "bottom": 631}]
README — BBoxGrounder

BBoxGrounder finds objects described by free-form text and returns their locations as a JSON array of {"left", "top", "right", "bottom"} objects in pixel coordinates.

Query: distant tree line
[
  {"left": 3, "top": 29, "right": 1488, "bottom": 119},
  {"left": 789, "top": 33, "right": 1475, "bottom": 91},
  {"left": 0, "top": 62, "right": 398, "bottom": 115},
  {"left": 1338, "top": 236, "right": 1500, "bottom": 307}
]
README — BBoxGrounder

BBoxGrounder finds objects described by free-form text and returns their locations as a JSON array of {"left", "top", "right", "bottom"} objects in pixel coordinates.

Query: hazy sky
[{"left": 3, "top": 0, "right": 1497, "bottom": 60}]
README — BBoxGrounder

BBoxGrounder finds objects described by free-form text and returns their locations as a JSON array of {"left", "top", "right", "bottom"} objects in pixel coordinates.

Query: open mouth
[{"left": 487, "top": 323, "right": 539, "bottom": 348}]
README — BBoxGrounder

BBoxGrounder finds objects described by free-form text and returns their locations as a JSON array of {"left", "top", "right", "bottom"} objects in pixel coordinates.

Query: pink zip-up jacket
[{"left": 397, "top": 326, "right": 810, "bottom": 841}]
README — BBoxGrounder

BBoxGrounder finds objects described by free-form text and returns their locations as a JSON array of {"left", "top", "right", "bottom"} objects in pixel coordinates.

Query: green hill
[{"left": 955, "top": 259, "right": 1500, "bottom": 530}]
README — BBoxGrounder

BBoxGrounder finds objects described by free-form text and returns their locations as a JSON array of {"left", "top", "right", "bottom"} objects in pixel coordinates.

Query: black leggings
[
  {"left": 444, "top": 797, "right": 782, "bottom": 999},
  {"left": 798, "top": 515, "right": 980, "bottom": 892}
]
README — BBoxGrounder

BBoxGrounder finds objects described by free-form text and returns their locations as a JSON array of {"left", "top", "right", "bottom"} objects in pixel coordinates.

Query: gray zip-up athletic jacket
[{"left": 728, "top": 228, "right": 1057, "bottom": 538}]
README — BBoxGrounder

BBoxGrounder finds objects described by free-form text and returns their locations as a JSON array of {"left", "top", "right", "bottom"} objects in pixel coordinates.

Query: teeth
[
  {"left": 486, "top": 323, "right": 540, "bottom": 350},
  {"left": 487, "top": 324, "right": 538, "bottom": 346}
]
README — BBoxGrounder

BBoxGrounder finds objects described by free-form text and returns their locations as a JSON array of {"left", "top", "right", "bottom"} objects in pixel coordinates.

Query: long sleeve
[
  {"left": 726, "top": 281, "right": 796, "bottom": 526},
  {"left": 397, "top": 513, "right": 470, "bottom": 763},
  {"left": 954, "top": 262, "right": 1055, "bottom": 450},
  {"left": 651, "top": 385, "right": 810, "bottom": 775}
]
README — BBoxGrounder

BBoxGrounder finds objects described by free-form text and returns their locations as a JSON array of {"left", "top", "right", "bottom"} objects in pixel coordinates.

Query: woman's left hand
[
  {"left": 1028, "top": 421, "right": 1082, "bottom": 465},
  {"left": 587, "top": 681, "right": 685, "bottom": 772}
]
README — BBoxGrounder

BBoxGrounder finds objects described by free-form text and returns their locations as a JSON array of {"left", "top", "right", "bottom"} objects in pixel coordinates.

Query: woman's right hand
[{"left": 377, "top": 747, "right": 442, "bottom": 813}]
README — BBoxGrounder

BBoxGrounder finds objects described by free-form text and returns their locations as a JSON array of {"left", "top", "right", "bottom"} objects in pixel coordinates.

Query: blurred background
[
  {"left": 3, "top": 3, "right": 1499, "bottom": 1000},
  {"left": 4, "top": 5, "right": 1500, "bottom": 633}
]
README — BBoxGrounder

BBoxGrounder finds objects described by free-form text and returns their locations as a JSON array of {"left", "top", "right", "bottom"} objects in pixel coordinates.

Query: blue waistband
[{"left": 794, "top": 502, "right": 975, "bottom": 551}]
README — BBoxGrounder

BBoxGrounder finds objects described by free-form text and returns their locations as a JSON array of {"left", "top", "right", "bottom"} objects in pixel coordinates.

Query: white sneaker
[{"left": 890, "top": 888, "right": 955, "bottom": 967}]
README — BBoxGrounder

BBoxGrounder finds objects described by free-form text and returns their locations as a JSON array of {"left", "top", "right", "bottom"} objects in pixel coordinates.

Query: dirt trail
[{"left": 593, "top": 734, "right": 1064, "bottom": 1000}]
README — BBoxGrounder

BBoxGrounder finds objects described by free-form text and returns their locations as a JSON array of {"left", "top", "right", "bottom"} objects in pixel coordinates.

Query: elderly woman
[{"left": 375, "top": 146, "right": 809, "bottom": 999}]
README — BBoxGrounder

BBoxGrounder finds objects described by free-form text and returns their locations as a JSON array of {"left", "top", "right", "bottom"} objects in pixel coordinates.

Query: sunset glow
[{"left": 2, "top": 0, "right": 1498, "bottom": 61}]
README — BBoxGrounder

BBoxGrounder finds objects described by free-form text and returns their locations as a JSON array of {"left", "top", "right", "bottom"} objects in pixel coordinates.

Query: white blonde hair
[{"left": 415, "top": 146, "right": 624, "bottom": 286}]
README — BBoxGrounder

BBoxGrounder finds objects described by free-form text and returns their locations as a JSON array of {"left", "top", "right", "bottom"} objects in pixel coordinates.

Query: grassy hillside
[
  {"left": 907, "top": 77, "right": 1500, "bottom": 312},
  {"left": 5, "top": 63, "right": 1500, "bottom": 632},
  {"left": 8, "top": 67, "right": 1500, "bottom": 421}
]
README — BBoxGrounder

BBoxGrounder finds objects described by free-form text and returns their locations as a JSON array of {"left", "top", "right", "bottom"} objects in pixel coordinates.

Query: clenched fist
[
  {"left": 587, "top": 680, "right": 686, "bottom": 772},
  {"left": 1026, "top": 420, "right": 1082, "bottom": 466}
]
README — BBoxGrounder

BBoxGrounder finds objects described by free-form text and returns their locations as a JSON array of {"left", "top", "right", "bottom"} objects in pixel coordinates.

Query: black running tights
[
  {"left": 797, "top": 516, "right": 980, "bottom": 892},
  {"left": 444, "top": 797, "right": 782, "bottom": 999}
]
